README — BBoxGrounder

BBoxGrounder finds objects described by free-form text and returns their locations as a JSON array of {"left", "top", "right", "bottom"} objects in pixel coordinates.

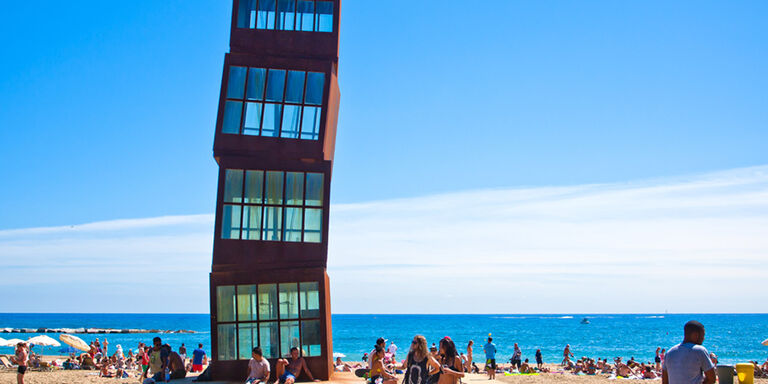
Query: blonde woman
[{"left": 401, "top": 335, "right": 440, "bottom": 384}]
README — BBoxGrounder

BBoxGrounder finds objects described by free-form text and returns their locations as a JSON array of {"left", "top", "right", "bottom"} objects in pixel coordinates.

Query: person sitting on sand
[
  {"left": 615, "top": 359, "right": 636, "bottom": 377},
  {"left": 167, "top": 347, "right": 187, "bottom": 380},
  {"left": 276, "top": 347, "right": 319, "bottom": 384},
  {"left": 99, "top": 357, "right": 113, "bottom": 378},
  {"left": 148, "top": 337, "right": 169, "bottom": 382},
  {"left": 369, "top": 345, "right": 398, "bottom": 384},
  {"left": 643, "top": 365, "right": 657, "bottom": 379},
  {"left": 246, "top": 347, "right": 270, "bottom": 384},
  {"left": 520, "top": 359, "right": 535, "bottom": 374}
]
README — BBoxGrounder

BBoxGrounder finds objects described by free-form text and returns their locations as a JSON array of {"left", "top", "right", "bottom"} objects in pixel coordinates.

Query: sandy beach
[{"left": 2, "top": 364, "right": 766, "bottom": 384}]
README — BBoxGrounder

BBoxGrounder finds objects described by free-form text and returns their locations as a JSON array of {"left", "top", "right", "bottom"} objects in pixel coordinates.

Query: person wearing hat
[{"left": 12, "top": 342, "right": 29, "bottom": 384}]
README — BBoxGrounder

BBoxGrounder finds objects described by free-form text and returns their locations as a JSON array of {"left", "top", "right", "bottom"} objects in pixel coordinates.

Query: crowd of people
[{"left": 6, "top": 337, "right": 209, "bottom": 383}]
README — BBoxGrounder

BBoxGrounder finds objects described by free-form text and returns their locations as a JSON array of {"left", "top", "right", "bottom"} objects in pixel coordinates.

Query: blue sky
[{"left": 0, "top": 1, "right": 767, "bottom": 313}]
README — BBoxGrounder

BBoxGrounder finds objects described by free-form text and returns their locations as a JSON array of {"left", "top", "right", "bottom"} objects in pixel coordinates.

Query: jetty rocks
[{"left": 0, "top": 327, "right": 195, "bottom": 334}]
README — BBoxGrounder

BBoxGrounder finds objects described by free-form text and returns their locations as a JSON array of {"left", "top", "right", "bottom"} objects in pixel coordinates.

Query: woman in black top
[
  {"left": 401, "top": 335, "right": 440, "bottom": 384},
  {"left": 436, "top": 337, "right": 464, "bottom": 384}
]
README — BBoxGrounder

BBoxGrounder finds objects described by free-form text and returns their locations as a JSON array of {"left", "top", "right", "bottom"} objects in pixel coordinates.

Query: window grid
[
  {"left": 222, "top": 66, "right": 324, "bottom": 140},
  {"left": 216, "top": 282, "right": 321, "bottom": 361},
  {"left": 238, "top": 0, "right": 334, "bottom": 33},
  {"left": 222, "top": 169, "right": 323, "bottom": 243}
]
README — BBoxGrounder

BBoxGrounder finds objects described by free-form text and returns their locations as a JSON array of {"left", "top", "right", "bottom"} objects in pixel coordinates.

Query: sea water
[{"left": 1, "top": 313, "right": 765, "bottom": 365}]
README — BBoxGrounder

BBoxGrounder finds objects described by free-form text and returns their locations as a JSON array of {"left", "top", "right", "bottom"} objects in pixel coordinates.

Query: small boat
[{"left": 580, "top": 318, "right": 590, "bottom": 324}]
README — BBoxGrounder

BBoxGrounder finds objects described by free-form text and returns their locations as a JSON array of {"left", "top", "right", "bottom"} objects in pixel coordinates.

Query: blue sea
[{"left": 1, "top": 314, "right": 766, "bottom": 365}]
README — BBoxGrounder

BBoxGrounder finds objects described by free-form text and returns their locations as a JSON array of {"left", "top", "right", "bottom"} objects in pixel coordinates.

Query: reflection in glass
[
  {"left": 281, "top": 105, "right": 301, "bottom": 139},
  {"left": 227, "top": 66, "right": 247, "bottom": 99},
  {"left": 258, "top": 284, "right": 278, "bottom": 320},
  {"left": 299, "top": 282, "right": 320, "bottom": 318},
  {"left": 217, "top": 324, "right": 237, "bottom": 360},
  {"left": 285, "top": 71, "right": 306, "bottom": 103},
  {"left": 222, "top": 101, "right": 243, "bottom": 134},
  {"left": 300, "top": 106, "right": 321, "bottom": 140},
  {"left": 257, "top": 0, "right": 276, "bottom": 29},
  {"left": 277, "top": 0, "right": 296, "bottom": 31},
  {"left": 221, "top": 205, "right": 242, "bottom": 239},
  {"left": 216, "top": 285, "right": 236, "bottom": 322},
  {"left": 242, "top": 206, "right": 262, "bottom": 240},
  {"left": 284, "top": 207, "right": 303, "bottom": 242},
  {"left": 301, "top": 320, "right": 322, "bottom": 356},
  {"left": 237, "top": 0, "right": 257, "bottom": 28},
  {"left": 247, "top": 68, "right": 267, "bottom": 101},
  {"left": 285, "top": 172, "right": 304, "bottom": 205},
  {"left": 297, "top": 1, "right": 314, "bottom": 31},
  {"left": 266, "top": 69, "right": 286, "bottom": 102},
  {"left": 263, "top": 206, "right": 283, "bottom": 241},
  {"left": 265, "top": 171, "right": 284, "bottom": 204},
  {"left": 224, "top": 169, "right": 244, "bottom": 203},
  {"left": 304, "top": 72, "right": 325, "bottom": 105},
  {"left": 259, "top": 322, "right": 279, "bottom": 358},
  {"left": 237, "top": 285, "right": 258, "bottom": 321},
  {"left": 280, "top": 321, "right": 300, "bottom": 357},
  {"left": 244, "top": 170, "right": 264, "bottom": 204},
  {"left": 315, "top": 1, "right": 334, "bottom": 32},
  {"left": 279, "top": 283, "right": 299, "bottom": 319},
  {"left": 243, "top": 102, "right": 263, "bottom": 136},
  {"left": 238, "top": 323, "right": 258, "bottom": 360},
  {"left": 304, "top": 208, "right": 322, "bottom": 243},
  {"left": 305, "top": 173, "right": 323, "bottom": 206},
  {"left": 261, "top": 103, "right": 283, "bottom": 137}
]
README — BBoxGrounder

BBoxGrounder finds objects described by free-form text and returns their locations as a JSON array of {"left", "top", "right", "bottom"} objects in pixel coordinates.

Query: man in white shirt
[
  {"left": 387, "top": 341, "right": 398, "bottom": 360},
  {"left": 246, "top": 347, "right": 270, "bottom": 384},
  {"left": 662, "top": 321, "right": 715, "bottom": 384}
]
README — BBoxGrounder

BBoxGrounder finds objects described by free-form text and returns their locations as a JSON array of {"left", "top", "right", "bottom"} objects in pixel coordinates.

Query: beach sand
[{"left": 1, "top": 363, "right": 765, "bottom": 384}]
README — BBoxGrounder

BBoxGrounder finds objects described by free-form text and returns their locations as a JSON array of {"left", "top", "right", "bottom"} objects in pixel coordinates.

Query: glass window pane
[
  {"left": 301, "top": 320, "right": 322, "bottom": 357},
  {"left": 263, "top": 206, "right": 283, "bottom": 241},
  {"left": 266, "top": 69, "right": 286, "bottom": 102},
  {"left": 258, "top": 283, "right": 278, "bottom": 320},
  {"left": 243, "top": 102, "right": 263, "bottom": 136},
  {"left": 279, "top": 283, "right": 299, "bottom": 319},
  {"left": 237, "top": 0, "right": 257, "bottom": 28},
  {"left": 304, "top": 72, "right": 324, "bottom": 105},
  {"left": 238, "top": 323, "right": 258, "bottom": 360},
  {"left": 281, "top": 105, "right": 301, "bottom": 139},
  {"left": 259, "top": 322, "right": 279, "bottom": 358},
  {"left": 257, "top": 0, "right": 276, "bottom": 29},
  {"left": 299, "top": 282, "right": 320, "bottom": 318},
  {"left": 242, "top": 205, "right": 262, "bottom": 240},
  {"left": 224, "top": 169, "right": 244, "bottom": 203},
  {"left": 285, "top": 172, "right": 304, "bottom": 205},
  {"left": 222, "top": 101, "right": 243, "bottom": 134},
  {"left": 244, "top": 170, "right": 264, "bottom": 204},
  {"left": 261, "top": 103, "right": 282, "bottom": 137},
  {"left": 285, "top": 71, "right": 306, "bottom": 103},
  {"left": 227, "top": 66, "right": 247, "bottom": 99},
  {"left": 305, "top": 173, "right": 323, "bottom": 206},
  {"left": 221, "top": 205, "right": 242, "bottom": 239},
  {"left": 304, "top": 208, "right": 322, "bottom": 243},
  {"left": 237, "top": 285, "right": 258, "bottom": 321},
  {"left": 284, "top": 207, "right": 303, "bottom": 242},
  {"left": 247, "top": 68, "right": 267, "bottom": 101},
  {"left": 300, "top": 106, "right": 321, "bottom": 140},
  {"left": 216, "top": 285, "right": 236, "bottom": 322},
  {"left": 280, "top": 321, "right": 300, "bottom": 357},
  {"left": 277, "top": 0, "right": 296, "bottom": 31},
  {"left": 217, "top": 324, "right": 237, "bottom": 361},
  {"left": 265, "top": 171, "right": 284, "bottom": 204},
  {"left": 297, "top": 1, "right": 314, "bottom": 31},
  {"left": 315, "top": 1, "right": 334, "bottom": 32}
]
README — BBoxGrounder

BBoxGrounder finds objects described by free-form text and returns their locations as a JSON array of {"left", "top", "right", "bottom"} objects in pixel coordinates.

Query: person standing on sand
[
  {"left": 388, "top": 341, "right": 398, "bottom": 360},
  {"left": 535, "top": 349, "right": 543, "bottom": 370},
  {"left": 12, "top": 342, "right": 28, "bottom": 384},
  {"left": 465, "top": 340, "right": 474, "bottom": 372},
  {"left": 103, "top": 337, "right": 109, "bottom": 357},
  {"left": 662, "top": 321, "right": 715, "bottom": 384},
  {"left": 562, "top": 344, "right": 573, "bottom": 365},
  {"left": 656, "top": 347, "right": 662, "bottom": 371},
  {"left": 192, "top": 343, "right": 207, "bottom": 373},
  {"left": 401, "top": 335, "right": 440, "bottom": 384},
  {"left": 179, "top": 343, "right": 187, "bottom": 365},
  {"left": 483, "top": 337, "right": 497, "bottom": 380},
  {"left": 511, "top": 343, "right": 522, "bottom": 370}
]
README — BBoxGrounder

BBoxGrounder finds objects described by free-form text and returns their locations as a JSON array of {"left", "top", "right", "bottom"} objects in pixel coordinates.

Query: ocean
[{"left": 1, "top": 313, "right": 765, "bottom": 365}]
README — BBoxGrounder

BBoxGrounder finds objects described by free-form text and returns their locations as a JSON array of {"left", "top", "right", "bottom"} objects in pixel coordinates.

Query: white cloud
[{"left": 0, "top": 166, "right": 766, "bottom": 313}]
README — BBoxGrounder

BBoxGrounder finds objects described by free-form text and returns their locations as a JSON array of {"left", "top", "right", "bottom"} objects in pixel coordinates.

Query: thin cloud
[{"left": 0, "top": 166, "right": 766, "bottom": 313}]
